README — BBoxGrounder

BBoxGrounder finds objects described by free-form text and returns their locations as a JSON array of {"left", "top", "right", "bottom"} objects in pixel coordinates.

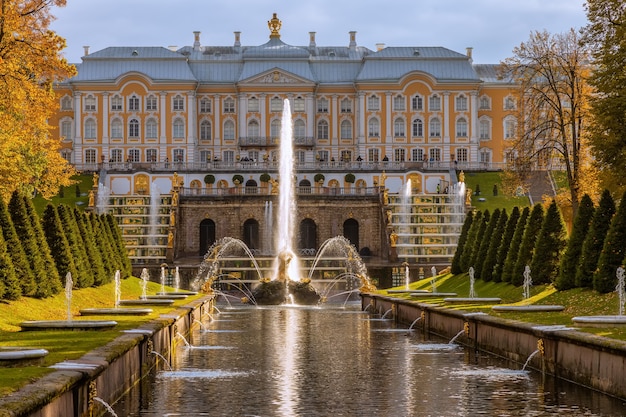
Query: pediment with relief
[{"left": 244, "top": 70, "right": 310, "bottom": 85}]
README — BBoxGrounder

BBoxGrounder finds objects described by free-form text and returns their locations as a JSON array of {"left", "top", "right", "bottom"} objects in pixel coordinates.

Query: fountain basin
[
  {"left": 145, "top": 294, "right": 189, "bottom": 300},
  {"left": 157, "top": 291, "right": 197, "bottom": 296},
  {"left": 79, "top": 308, "right": 153, "bottom": 316},
  {"left": 19, "top": 320, "right": 118, "bottom": 331},
  {"left": 387, "top": 289, "right": 430, "bottom": 294},
  {"left": 571, "top": 315, "right": 626, "bottom": 327},
  {"left": 119, "top": 299, "right": 175, "bottom": 306},
  {"left": 410, "top": 292, "right": 457, "bottom": 298},
  {"left": 445, "top": 297, "right": 501, "bottom": 304},
  {"left": 491, "top": 305, "right": 564, "bottom": 312},
  {"left": 0, "top": 347, "right": 49, "bottom": 367}
]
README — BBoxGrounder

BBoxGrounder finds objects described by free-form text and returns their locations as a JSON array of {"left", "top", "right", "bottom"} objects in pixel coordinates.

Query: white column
[
  {"left": 73, "top": 92, "right": 83, "bottom": 164},
  {"left": 187, "top": 92, "right": 196, "bottom": 162},
  {"left": 159, "top": 92, "right": 167, "bottom": 161},
  {"left": 331, "top": 95, "right": 338, "bottom": 144},
  {"left": 443, "top": 91, "right": 450, "bottom": 162},
  {"left": 238, "top": 94, "right": 247, "bottom": 139},
  {"left": 101, "top": 93, "right": 109, "bottom": 144},
  {"left": 470, "top": 91, "right": 479, "bottom": 163},
  {"left": 306, "top": 94, "right": 315, "bottom": 138},
  {"left": 259, "top": 94, "right": 267, "bottom": 136},
  {"left": 213, "top": 94, "right": 221, "bottom": 144},
  {"left": 357, "top": 92, "right": 366, "bottom": 155}
]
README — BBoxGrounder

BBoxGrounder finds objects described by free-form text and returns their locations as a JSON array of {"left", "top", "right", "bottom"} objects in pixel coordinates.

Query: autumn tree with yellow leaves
[
  {"left": 0, "top": 0, "right": 76, "bottom": 201},
  {"left": 500, "top": 29, "right": 598, "bottom": 219}
]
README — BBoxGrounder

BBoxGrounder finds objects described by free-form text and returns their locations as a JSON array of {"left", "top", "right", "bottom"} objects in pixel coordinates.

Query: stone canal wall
[
  {"left": 0, "top": 296, "right": 215, "bottom": 417},
  {"left": 362, "top": 294, "right": 626, "bottom": 400}
]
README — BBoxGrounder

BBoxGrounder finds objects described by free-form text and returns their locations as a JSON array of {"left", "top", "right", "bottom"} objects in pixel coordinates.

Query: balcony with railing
[
  {"left": 180, "top": 185, "right": 382, "bottom": 198},
  {"left": 238, "top": 136, "right": 315, "bottom": 148}
]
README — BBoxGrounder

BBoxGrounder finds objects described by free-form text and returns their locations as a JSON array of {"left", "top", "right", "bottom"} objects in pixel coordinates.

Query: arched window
[
  {"left": 243, "top": 219, "right": 260, "bottom": 250},
  {"left": 294, "top": 119, "right": 306, "bottom": 138},
  {"left": 479, "top": 95, "right": 491, "bottom": 110},
  {"left": 248, "top": 97, "right": 259, "bottom": 112},
  {"left": 223, "top": 97, "right": 235, "bottom": 113},
  {"left": 394, "top": 118, "right": 405, "bottom": 137},
  {"left": 61, "top": 96, "right": 72, "bottom": 110},
  {"left": 129, "top": 118, "right": 140, "bottom": 137},
  {"left": 368, "top": 118, "right": 379, "bottom": 137},
  {"left": 455, "top": 94, "right": 468, "bottom": 111},
  {"left": 271, "top": 119, "right": 281, "bottom": 138},
  {"left": 367, "top": 95, "right": 379, "bottom": 111},
  {"left": 173, "top": 95, "right": 185, "bottom": 111},
  {"left": 343, "top": 219, "right": 359, "bottom": 251},
  {"left": 479, "top": 118, "right": 491, "bottom": 140},
  {"left": 60, "top": 119, "right": 72, "bottom": 140},
  {"left": 411, "top": 95, "right": 423, "bottom": 111},
  {"left": 199, "top": 97, "right": 211, "bottom": 113},
  {"left": 173, "top": 118, "right": 185, "bottom": 138},
  {"left": 199, "top": 219, "right": 216, "bottom": 256},
  {"left": 504, "top": 116, "right": 517, "bottom": 139},
  {"left": 340, "top": 98, "right": 352, "bottom": 113},
  {"left": 84, "top": 119, "right": 96, "bottom": 139},
  {"left": 111, "top": 119, "right": 123, "bottom": 138},
  {"left": 146, "top": 118, "right": 158, "bottom": 139},
  {"left": 298, "top": 179, "right": 311, "bottom": 194},
  {"left": 200, "top": 120, "right": 212, "bottom": 140},
  {"left": 224, "top": 120, "right": 235, "bottom": 140},
  {"left": 299, "top": 219, "right": 317, "bottom": 251},
  {"left": 429, "top": 118, "right": 441, "bottom": 137},
  {"left": 429, "top": 94, "right": 441, "bottom": 111},
  {"left": 317, "top": 120, "right": 329, "bottom": 140},
  {"left": 340, "top": 120, "right": 352, "bottom": 139},
  {"left": 393, "top": 95, "right": 405, "bottom": 111},
  {"left": 412, "top": 118, "right": 423, "bottom": 137},
  {"left": 247, "top": 119, "right": 260, "bottom": 137}
]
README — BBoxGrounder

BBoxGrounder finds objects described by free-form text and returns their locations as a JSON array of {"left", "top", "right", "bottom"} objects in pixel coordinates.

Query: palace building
[{"left": 51, "top": 14, "right": 515, "bottom": 286}]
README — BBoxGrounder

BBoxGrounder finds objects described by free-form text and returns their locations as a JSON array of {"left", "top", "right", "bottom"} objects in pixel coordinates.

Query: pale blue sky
[{"left": 51, "top": 0, "right": 588, "bottom": 64}]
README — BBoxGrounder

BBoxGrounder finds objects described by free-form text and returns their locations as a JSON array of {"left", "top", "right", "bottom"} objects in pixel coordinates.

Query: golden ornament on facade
[{"left": 268, "top": 13, "right": 282, "bottom": 38}]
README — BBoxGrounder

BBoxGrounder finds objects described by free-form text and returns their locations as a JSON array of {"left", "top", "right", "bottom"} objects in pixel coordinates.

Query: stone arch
[
  {"left": 243, "top": 218, "right": 260, "bottom": 250},
  {"left": 199, "top": 218, "right": 216, "bottom": 256},
  {"left": 343, "top": 218, "right": 359, "bottom": 251},
  {"left": 299, "top": 218, "right": 317, "bottom": 253}
]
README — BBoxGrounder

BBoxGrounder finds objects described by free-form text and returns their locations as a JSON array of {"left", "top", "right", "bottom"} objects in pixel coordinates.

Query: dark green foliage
[
  {"left": 100, "top": 214, "right": 124, "bottom": 277},
  {"left": 57, "top": 205, "right": 93, "bottom": 288},
  {"left": 451, "top": 211, "right": 474, "bottom": 274},
  {"left": 556, "top": 194, "right": 595, "bottom": 290},
  {"left": 475, "top": 209, "right": 500, "bottom": 279},
  {"left": 75, "top": 185, "right": 81, "bottom": 198},
  {"left": 594, "top": 191, "right": 626, "bottom": 293},
  {"left": 530, "top": 200, "right": 567, "bottom": 284},
  {"left": 9, "top": 191, "right": 58, "bottom": 298},
  {"left": 89, "top": 213, "right": 116, "bottom": 279},
  {"left": 482, "top": 209, "right": 508, "bottom": 282},
  {"left": 0, "top": 230, "right": 19, "bottom": 300},
  {"left": 22, "top": 195, "right": 61, "bottom": 294},
  {"left": 493, "top": 206, "right": 521, "bottom": 283},
  {"left": 501, "top": 207, "right": 530, "bottom": 283},
  {"left": 576, "top": 190, "right": 616, "bottom": 288},
  {"left": 512, "top": 204, "right": 545, "bottom": 286},
  {"left": 460, "top": 211, "right": 483, "bottom": 272},
  {"left": 468, "top": 210, "right": 490, "bottom": 271},
  {"left": 74, "top": 209, "right": 108, "bottom": 286},
  {"left": 42, "top": 204, "right": 78, "bottom": 282},
  {"left": 0, "top": 198, "right": 34, "bottom": 296},
  {"left": 106, "top": 214, "right": 132, "bottom": 277}
]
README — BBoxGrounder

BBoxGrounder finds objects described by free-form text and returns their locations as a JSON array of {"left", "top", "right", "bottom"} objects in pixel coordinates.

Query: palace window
[
  {"left": 199, "top": 98, "right": 211, "bottom": 113},
  {"left": 317, "top": 150, "right": 329, "bottom": 162},
  {"left": 271, "top": 119, "right": 281, "bottom": 139},
  {"left": 456, "top": 148, "right": 468, "bottom": 162},
  {"left": 111, "top": 119, "right": 123, "bottom": 138},
  {"left": 317, "top": 120, "right": 329, "bottom": 140},
  {"left": 173, "top": 149, "right": 184, "bottom": 163},
  {"left": 128, "top": 149, "right": 140, "bottom": 162},
  {"left": 456, "top": 117, "right": 468, "bottom": 137},
  {"left": 146, "top": 95, "right": 158, "bottom": 111},
  {"left": 368, "top": 118, "right": 380, "bottom": 137},
  {"left": 368, "top": 148, "right": 380, "bottom": 162},
  {"left": 146, "top": 118, "right": 158, "bottom": 139},
  {"left": 479, "top": 118, "right": 491, "bottom": 140},
  {"left": 340, "top": 150, "right": 352, "bottom": 162},
  {"left": 85, "top": 149, "right": 96, "bottom": 164},
  {"left": 429, "top": 148, "right": 441, "bottom": 161},
  {"left": 247, "top": 120, "right": 260, "bottom": 137},
  {"left": 394, "top": 148, "right": 406, "bottom": 162},
  {"left": 173, "top": 118, "right": 185, "bottom": 138},
  {"left": 340, "top": 98, "right": 352, "bottom": 113},
  {"left": 129, "top": 118, "right": 140, "bottom": 138},
  {"left": 393, "top": 95, "right": 405, "bottom": 111},
  {"left": 199, "top": 150, "right": 212, "bottom": 163},
  {"left": 294, "top": 97, "right": 305, "bottom": 112},
  {"left": 504, "top": 117, "right": 517, "bottom": 139},
  {"left": 61, "top": 120, "right": 73, "bottom": 140},
  {"left": 504, "top": 96, "right": 516, "bottom": 110},
  {"left": 479, "top": 95, "right": 491, "bottom": 110},
  {"left": 270, "top": 97, "right": 282, "bottom": 112},
  {"left": 173, "top": 95, "right": 185, "bottom": 111},
  {"left": 84, "top": 119, "right": 96, "bottom": 139},
  {"left": 224, "top": 120, "right": 235, "bottom": 140},
  {"left": 146, "top": 149, "right": 158, "bottom": 162},
  {"left": 128, "top": 96, "right": 140, "bottom": 111},
  {"left": 200, "top": 120, "right": 212, "bottom": 140},
  {"left": 429, "top": 118, "right": 441, "bottom": 137},
  {"left": 367, "top": 95, "right": 379, "bottom": 111},
  {"left": 456, "top": 95, "right": 468, "bottom": 111},
  {"left": 224, "top": 98, "right": 235, "bottom": 113},
  {"left": 412, "top": 148, "right": 424, "bottom": 161},
  {"left": 294, "top": 119, "right": 306, "bottom": 138},
  {"left": 111, "top": 95, "right": 122, "bottom": 111},
  {"left": 412, "top": 118, "right": 423, "bottom": 137},
  {"left": 341, "top": 120, "right": 352, "bottom": 140},
  {"left": 84, "top": 95, "right": 96, "bottom": 112},
  {"left": 111, "top": 149, "right": 123, "bottom": 163},
  {"left": 317, "top": 98, "right": 329, "bottom": 113},
  {"left": 429, "top": 94, "right": 441, "bottom": 111},
  {"left": 411, "top": 95, "right": 423, "bottom": 111},
  {"left": 394, "top": 118, "right": 405, "bottom": 137},
  {"left": 248, "top": 97, "right": 259, "bottom": 113},
  {"left": 61, "top": 96, "right": 72, "bottom": 111}
]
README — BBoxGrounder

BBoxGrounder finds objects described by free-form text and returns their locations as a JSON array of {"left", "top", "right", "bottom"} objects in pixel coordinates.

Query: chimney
[
  {"left": 83, "top": 46, "right": 90, "bottom": 56},
  {"left": 193, "top": 31, "right": 201, "bottom": 51},
  {"left": 309, "top": 32, "right": 316, "bottom": 48},
  {"left": 466, "top": 47, "right": 473, "bottom": 61},
  {"left": 234, "top": 31, "right": 241, "bottom": 48},
  {"left": 376, "top": 43, "right": 385, "bottom": 51},
  {"left": 349, "top": 31, "right": 357, "bottom": 50}
]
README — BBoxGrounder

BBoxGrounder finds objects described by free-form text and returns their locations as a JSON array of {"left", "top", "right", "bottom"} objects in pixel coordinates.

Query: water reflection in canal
[{"left": 112, "top": 303, "right": 625, "bottom": 416}]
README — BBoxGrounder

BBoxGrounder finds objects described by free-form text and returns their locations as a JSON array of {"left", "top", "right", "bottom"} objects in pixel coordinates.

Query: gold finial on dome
[{"left": 268, "top": 13, "right": 282, "bottom": 39}]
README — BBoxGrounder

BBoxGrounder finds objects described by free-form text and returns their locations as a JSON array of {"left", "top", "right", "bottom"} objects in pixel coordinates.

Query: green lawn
[
  {"left": 462, "top": 171, "right": 530, "bottom": 213},
  {"left": 31, "top": 174, "right": 93, "bottom": 214}
]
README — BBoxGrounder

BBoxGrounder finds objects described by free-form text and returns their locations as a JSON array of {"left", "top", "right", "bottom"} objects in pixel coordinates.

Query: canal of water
[{"left": 111, "top": 303, "right": 626, "bottom": 416}]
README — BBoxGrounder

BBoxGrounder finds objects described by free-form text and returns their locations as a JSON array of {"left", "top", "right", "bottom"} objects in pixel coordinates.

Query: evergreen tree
[
  {"left": 41, "top": 204, "right": 77, "bottom": 282},
  {"left": 556, "top": 194, "right": 595, "bottom": 290},
  {"left": 482, "top": 209, "right": 508, "bottom": 282},
  {"left": 106, "top": 214, "right": 131, "bottom": 277},
  {"left": 530, "top": 200, "right": 567, "bottom": 284},
  {"left": 0, "top": 197, "right": 34, "bottom": 297},
  {"left": 468, "top": 210, "right": 491, "bottom": 271},
  {"left": 451, "top": 211, "right": 474, "bottom": 274},
  {"left": 0, "top": 230, "right": 20, "bottom": 301},
  {"left": 512, "top": 204, "right": 545, "bottom": 286},
  {"left": 101, "top": 214, "right": 124, "bottom": 278},
  {"left": 8, "top": 191, "right": 54, "bottom": 297},
  {"left": 74, "top": 208, "right": 107, "bottom": 286},
  {"left": 22, "top": 195, "right": 61, "bottom": 294},
  {"left": 576, "top": 189, "right": 615, "bottom": 288},
  {"left": 460, "top": 211, "right": 483, "bottom": 272},
  {"left": 494, "top": 206, "right": 521, "bottom": 283},
  {"left": 475, "top": 209, "right": 501, "bottom": 279},
  {"left": 594, "top": 191, "right": 626, "bottom": 293},
  {"left": 89, "top": 213, "right": 115, "bottom": 279},
  {"left": 501, "top": 206, "right": 530, "bottom": 283},
  {"left": 57, "top": 204, "right": 93, "bottom": 288}
]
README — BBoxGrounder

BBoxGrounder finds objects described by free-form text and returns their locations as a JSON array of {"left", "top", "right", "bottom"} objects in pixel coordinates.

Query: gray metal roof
[
  {"left": 68, "top": 41, "right": 496, "bottom": 86},
  {"left": 473, "top": 64, "right": 512, "bottom": 84}
]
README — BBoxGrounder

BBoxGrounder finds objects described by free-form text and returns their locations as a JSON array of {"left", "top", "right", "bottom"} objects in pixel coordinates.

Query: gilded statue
[
  {"left": 88, "top": 190, "right": 95, "bottom": 207},
  {"left": 390, "top": 229, "right": 398, "bottom": 247},
  {"left": 268, "top": 13, "right": 282, "bottom": 38},
  {"left": 167, "top": 231, "right": 174, "bottom": 248},
  {"left": 269, "top": 178, "right": 279, "bottom": 195},
  {"left": 170, "top": 209, "right": 176, "bottom": 226},
  {"left": 459, "top": 170, "right": 465, "bottom": 183},
  {"left": 171, "top": 190, "right": 179, "bottom": 206},
  {"left": 92, "top": 172, "right": 99, "bottom": 187}
]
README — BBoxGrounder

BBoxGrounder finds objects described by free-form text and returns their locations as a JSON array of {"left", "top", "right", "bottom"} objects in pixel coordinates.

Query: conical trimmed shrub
[
  {"left": 493, "top": 206, "right": 521, "bottom": 283},
  {"left": 42, "top": 204, "right": 78, "bottom": 282},
  {"left": 501, "top": 206, "right": 529, "bottom": 284},
  {"left": 460, "top": 211, "right": 483, "bottom": 272},
  {"left": 0, "top": 197, "right": 34, "bottom": 297},
  {"left": 530, "top": 200, "right": 567, "bottom": 284},
  {"left": 594, "top": 191, "right": 626, "bottom": 293},
  {"left": 512, "top": 204, "right": 544, "bottom": 286},
  {"left": 74, "top": 208, "right": 108, "bottom": 286},
  {"left": 482, "top": 209, "right": 508, "bottom": 282},
  {"left": 475, "top": 209, "right": 501, "bottom": 279},
  {"left": 451, "top": 211, "right": 474, "bottom": 274},
  {"left": 0, "top": 225, "right": 20, "bottom": 300}
]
